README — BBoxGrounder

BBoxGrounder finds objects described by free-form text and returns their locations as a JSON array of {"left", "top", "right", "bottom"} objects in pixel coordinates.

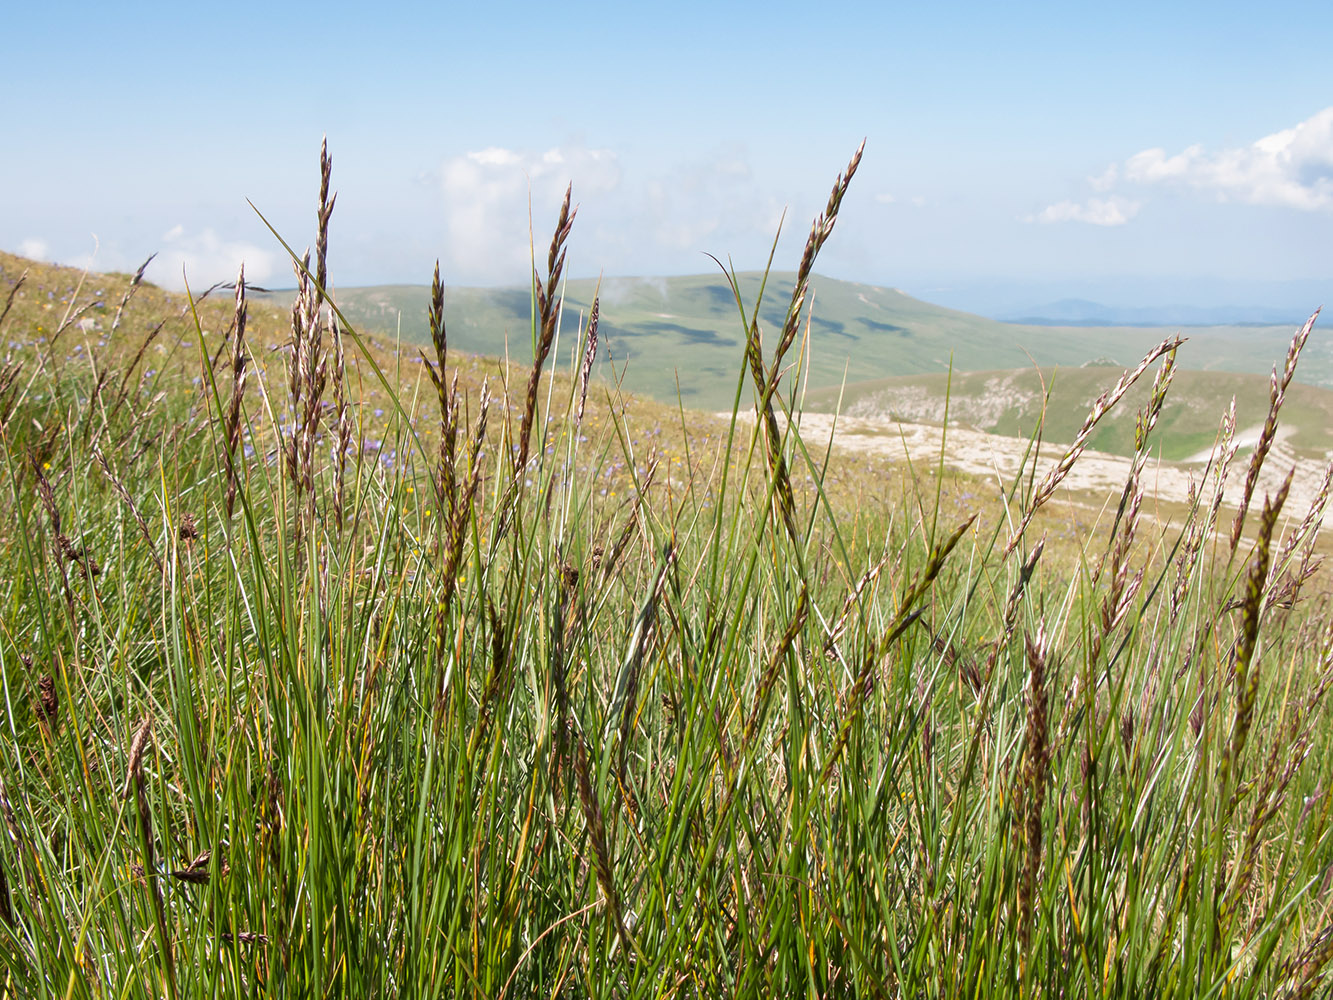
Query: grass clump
[{"left": 0, "top": 143, "right": 1331, "bottom": 999}]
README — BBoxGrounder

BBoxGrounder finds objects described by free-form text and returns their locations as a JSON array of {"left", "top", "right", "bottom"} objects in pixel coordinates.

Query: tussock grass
[{"left": 0, "top": 144, "right": 1331, "bottom": 999}]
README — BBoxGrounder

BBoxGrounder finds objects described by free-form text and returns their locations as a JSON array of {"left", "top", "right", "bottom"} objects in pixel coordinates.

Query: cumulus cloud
[
  {"left": 428, "top": 141, "right": 797, "bottom": 281},
  {"left": 1088, "top": 164, "right": 1119, "bottom": 192},
  {"left": 1032, "top": 107, "right": 1333, "bottom": 231},
  {"left": 600, "top": 275, "right": 668, "bottom": 306},
  {"left": 12, "top": 231, "right": 275, "bottom": 291},
  {"left": 144, "top": 227, "right": 281, "bottom": 290},
  {"left": 874, "top": 192, "right": 897, "bottom": 204},
  {"left": 1124, "top": 145, "right": 1202, "bottom": 183},
  {"left": 427, "top": 141, "right": 823, "bottom": 281},
  {"left": 1125, "top": 107, "right": 1333, "bottom": 210},
  {"left": 435, "top": 143, "right": 621, "bottom": 283},
  {"left": 1030, "top": 196, "right": 1140, "bottom": 226},
  {"left": 635, "top": 148, "right": 781, "bottom": 254}
]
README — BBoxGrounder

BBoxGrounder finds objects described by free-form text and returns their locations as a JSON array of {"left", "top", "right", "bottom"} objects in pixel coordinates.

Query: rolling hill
[
  {"left": 269, "top": 272, "right": 1331, "bottom": 414},
  {"left": 8, "top": 243, "right": 1327, "bottom": 464}
]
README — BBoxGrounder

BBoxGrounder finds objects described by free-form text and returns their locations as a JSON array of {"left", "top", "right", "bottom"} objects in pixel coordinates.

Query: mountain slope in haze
[
  {"left": 279, "top": 272, "right": 1328, "bottom": 411},
  {"left": 1002, "top": 298, "right": 1312, "bottom": 327}
]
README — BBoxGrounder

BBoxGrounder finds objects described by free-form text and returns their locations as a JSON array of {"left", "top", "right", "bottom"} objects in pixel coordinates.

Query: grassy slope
[{"left": 4, "top": 242, "right": 1333, "bottom": 998}]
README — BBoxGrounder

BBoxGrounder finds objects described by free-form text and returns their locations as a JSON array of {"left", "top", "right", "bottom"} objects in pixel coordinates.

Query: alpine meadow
[{"left": 1, "top": 139, "right": 1333, "bottom": 1000}]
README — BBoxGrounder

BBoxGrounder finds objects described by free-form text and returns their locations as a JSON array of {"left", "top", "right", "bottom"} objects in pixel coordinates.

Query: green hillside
[{"left": 268, "top": 272, "right": 1328, "bottom": 411}]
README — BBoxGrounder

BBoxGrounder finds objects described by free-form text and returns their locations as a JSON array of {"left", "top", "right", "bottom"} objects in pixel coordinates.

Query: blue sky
[{"left": 5, "top": 0, "right": 1332, "bottom": 313}]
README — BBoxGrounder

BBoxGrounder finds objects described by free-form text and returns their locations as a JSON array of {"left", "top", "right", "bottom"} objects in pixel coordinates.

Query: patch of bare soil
[{"left": 729, "top": 411, "right": 1333, "bottom": 526}]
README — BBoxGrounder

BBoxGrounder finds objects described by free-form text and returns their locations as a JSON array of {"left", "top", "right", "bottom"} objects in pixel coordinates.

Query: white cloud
[
  {"left": 1088, "top": 163, "right": 1119, "bottom": 192},
  {"left": 11, "top": 229, "right": 277, "bottom": 290},
  {"left": 426, "top": 142, "right": 843, "bottom": 281},
  {"left": 469, "top": 147, "right": 523, "bottom": 168},
  {"left": 1033, "top": 108, "right": 1333, "bottom": 234},
  {"left": 145, "top": 227, "right": 281, "bottom": 290},
  {"left": 874, "top": 192, "right": 896, "bottom": 204},
  {"left": 1124, "top": 107, "right": 1333, "bottom": 210},
  {"left": 600, "top": 275, "right": 668, "bottom": 305},
  {"left": 1030, "top": 196, "right": 1140, "bottom": 226},
  {"left": 644, "top": 177, "right": 722, "bottom": 249},
  {"left": 636, "top": 149, "right": 782, "bottom": 255},
  {"left": 1125, "top": 145, "right": 1202, "bottom": 183},
  {"left": 435, "top": 143, "right": 622, "bottom": 283},
  {"left": 711, "top": 156, "right": 751, "bottom": 179}
]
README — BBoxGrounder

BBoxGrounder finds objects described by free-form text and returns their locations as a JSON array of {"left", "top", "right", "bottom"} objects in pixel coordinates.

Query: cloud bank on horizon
[
  {"left": 24, "top": 107, "right": 1331, "bottom": 293},
  {"left": 16, "top": 106, "right": 1331, "bottom": 298},
  {"left": 1033, "top": 106, "right": 1333, "bottom": 227},
  {"left": 428, "top": 142, "right": 788, "bottom": 287},
  {"left": 12, "top": 141, "right": 794, "bottom": 293}
]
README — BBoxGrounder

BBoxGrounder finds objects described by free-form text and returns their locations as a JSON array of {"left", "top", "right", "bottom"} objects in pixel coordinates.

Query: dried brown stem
[
  {"left": 576, "top": 296, "right": 600, "bottom": 426},
  {"left": 330, "top": 311, "right": 353, "bottom": 533},
  {"left": 574, "top": 738, "right": 633, "bottom": 956},
  {"left": 223, "top": 263, "right": 249, "bottom": 520},
  {"left": 109, "top": 254, "right": 156, "bottom": 336},
  {"left": 517, "top": 185, "right": 576, "bottom": 478},
  {"left": 1230, "top": 309, "right": 1319, "bottom": 550},
  {"left": 1219, "top": 468, "right": 1293, "bottom": 806},
  {"left": 0, "top": 268, "right": 27, "bottom": 331},
  {"left": 93, "top": 446, "right": 162, "bottom": 574},
  {"left": 747, "top": 142, "right": 865, "bottom": 550},
  {"left": 1005, "top": 337, "right": 1183, "bottom": 556}
]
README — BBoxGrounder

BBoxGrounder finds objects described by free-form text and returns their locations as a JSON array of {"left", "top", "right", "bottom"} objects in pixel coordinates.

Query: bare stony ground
[{"left": 732, "top": 410, "right": 1333, "bottom": 528}]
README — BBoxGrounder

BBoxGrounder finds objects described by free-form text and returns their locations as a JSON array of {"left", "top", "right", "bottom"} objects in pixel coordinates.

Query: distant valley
[
  {"left": 254, "top": 272, "right": 1332, "bottom": 465},
  {"left": 264, "top": 272, "right": 1333, "bottom": 419}
]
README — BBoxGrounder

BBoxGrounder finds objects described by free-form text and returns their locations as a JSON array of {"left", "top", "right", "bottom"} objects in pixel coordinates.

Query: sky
[{"left": 4, "top": 0, "right": 1333, "bottom": 316}]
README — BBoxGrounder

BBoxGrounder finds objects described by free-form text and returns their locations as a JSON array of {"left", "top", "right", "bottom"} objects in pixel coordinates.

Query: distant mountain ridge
[{"left": 1002, "top": 298, "right": 1308, "bottom": 327}]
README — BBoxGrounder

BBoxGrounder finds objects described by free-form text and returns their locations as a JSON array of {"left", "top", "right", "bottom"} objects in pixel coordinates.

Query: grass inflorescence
[{"left": 0, "top": 143, "right": 1330, "bottom": 999}]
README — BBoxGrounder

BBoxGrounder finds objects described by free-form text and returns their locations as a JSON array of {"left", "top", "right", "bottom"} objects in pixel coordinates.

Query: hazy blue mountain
[{"left": 1002, "top": 299, "right": 1309, "bottom": 327}]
